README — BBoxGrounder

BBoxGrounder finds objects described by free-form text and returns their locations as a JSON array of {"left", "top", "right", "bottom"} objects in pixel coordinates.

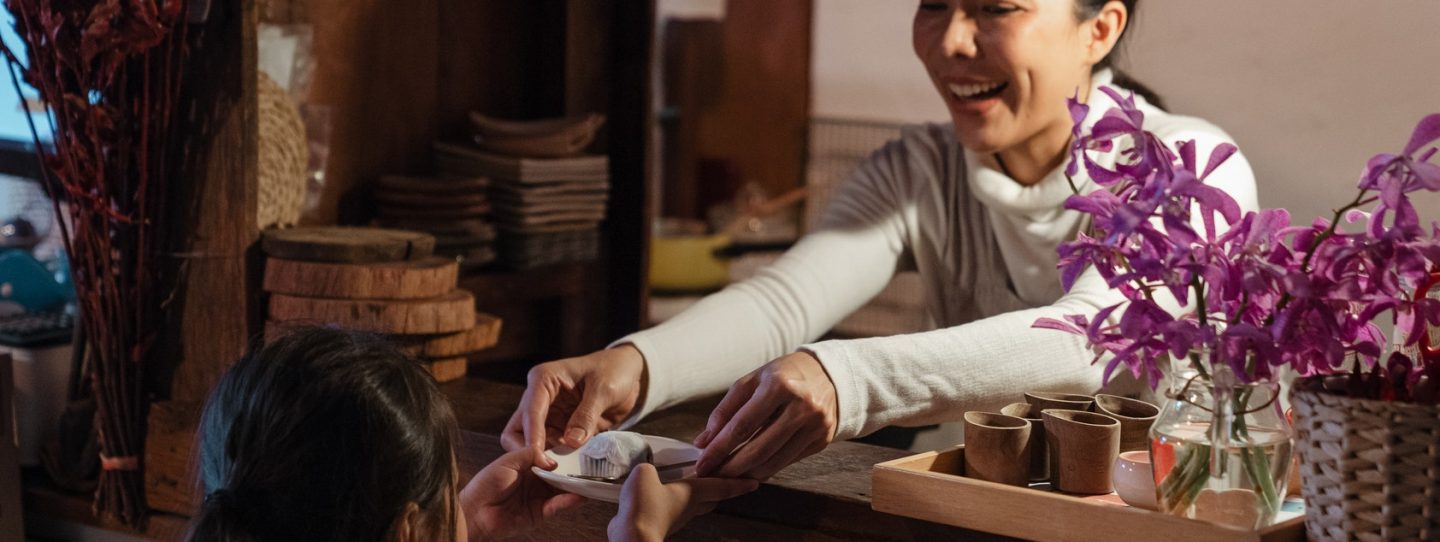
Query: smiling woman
[
  {"left": 911, "top": 0, "right": 1132, "bottom": 185},
  {"left": 505, "top": 0, "right": 1259, "bottom": 488}
]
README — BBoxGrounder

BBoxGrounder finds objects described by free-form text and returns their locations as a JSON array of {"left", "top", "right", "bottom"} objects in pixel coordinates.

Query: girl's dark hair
[
  {"left": 188, "top": 327, "right": 459, "bottom": 542},
  {"left": 1074, "top": 0, "right": 1166, "bottom": 110}
]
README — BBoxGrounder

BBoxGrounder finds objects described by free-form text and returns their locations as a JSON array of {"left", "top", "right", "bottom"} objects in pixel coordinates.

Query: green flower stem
[
  {"left": 1231, "top": 388, "right": 1281, "bottom": 514},
  {"left": 1157, "top": 386, "right": 1283, "bottom": 521},
  {"left": 1160, "top": 440, "right": 1211, "bottom": 514},
  {"left": 1191, "top": 279, "right": 1213, "bottom": 381}
]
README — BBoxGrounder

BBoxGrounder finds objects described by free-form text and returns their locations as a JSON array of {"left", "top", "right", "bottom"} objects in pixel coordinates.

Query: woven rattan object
[
  {"left": 257, "top": 71, "right": 308, "bottom": 229},
  {"left": 1293, "top": 386, "right": 1440, "bottom": 541}
]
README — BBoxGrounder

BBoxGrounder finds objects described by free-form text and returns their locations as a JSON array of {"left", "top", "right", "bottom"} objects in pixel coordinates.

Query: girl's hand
[
  {"left": 607, "top": 464, "right": 760, "bottom": 541},
  {"left": 460, "top": 448, "right": 586, "bottom": 540},
  {"left": 692, "top": 351, "right": 839, "bottom": 480}
]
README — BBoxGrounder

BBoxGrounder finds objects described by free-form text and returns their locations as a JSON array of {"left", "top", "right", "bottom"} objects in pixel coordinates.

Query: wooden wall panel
[
  {"left": 435, "top": 1, "right": 562, "bottom": 141},
  {"left": 660, "top": 19, "right": 720, "bottom": 221},
  {"left": 697, "top": 0, "right": 811, "bottom": 206},
  {"left": 302, "top": 0, "right": 440, "bottom": 225},
  {"left": 664, "top": 0, "right": 812, "bottom": 218}
]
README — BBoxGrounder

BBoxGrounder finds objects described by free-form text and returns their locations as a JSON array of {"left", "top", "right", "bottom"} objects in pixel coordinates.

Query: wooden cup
[
  {"left": 1041, "top": 409, "right": 1121, "bottom": 495},
  {"left": 1024, "top": 391, "right": 1095, "bottom": 412},
  {"left": 1000, "top": 402, "right": 1049, "bottom": 481},
  {"left": 1093, "top": 394, "right": 1160, "bottom": 453},
  {"left": 962, "top": 412, "right": 1033, "bottom": 487}
]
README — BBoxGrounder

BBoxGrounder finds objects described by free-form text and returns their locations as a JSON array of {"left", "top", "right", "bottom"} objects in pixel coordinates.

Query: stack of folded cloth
[
  {"left": 373, "top": 175, "right": 498, "bottom": 271},
  {"left": 432, "top": 112, "right": 609, "bottom": 270}
]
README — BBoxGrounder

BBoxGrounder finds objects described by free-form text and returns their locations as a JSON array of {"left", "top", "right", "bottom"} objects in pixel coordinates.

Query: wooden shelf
[{"left": 22, "top": 0, "right": 659, "bottom": 538}]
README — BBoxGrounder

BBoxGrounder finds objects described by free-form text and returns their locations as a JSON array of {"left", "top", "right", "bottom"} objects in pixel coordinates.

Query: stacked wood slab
[
  {"left": 374, "top": 175, "right": 498, "bottom": 270},
  {"left": 260, "top": 226, "right": 501, "bottom": 382},
  {"left": 433, "top": 142, "right": 607, "bottom": 269}
]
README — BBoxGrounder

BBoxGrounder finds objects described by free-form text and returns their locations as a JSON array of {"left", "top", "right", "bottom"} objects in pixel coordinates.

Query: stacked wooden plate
[
  {"left": 373, "top": 175, "right": 498, "bottom": 270},
  {"left": 434, "top": 114, "right": 609, "bottom": 269},
  {"left": 261, "top": 227, "right": 502, "bottom": 382}
]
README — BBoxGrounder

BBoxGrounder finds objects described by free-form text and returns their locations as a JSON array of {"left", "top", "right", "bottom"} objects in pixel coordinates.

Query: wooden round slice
[
  {"left": 268, "top": 312, "right": 501, "bottom": 358},
  {"left": 425, "top": 357, "right": 468, "bottom": 383},
  {"left": 390, "top": 313, "right": 502, "bottom": 358},
  {"left": 268, "top": 290, "right": 475, "bottom": 334},
  {"left": 262, "top": 227, "right": 435, "bottom": 263},
  {"left": 263, "top": 257, "right": 459, "bottom": 300}
]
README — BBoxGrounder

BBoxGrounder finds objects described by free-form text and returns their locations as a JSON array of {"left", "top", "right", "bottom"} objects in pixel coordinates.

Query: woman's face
[{"left": 913, "top": 0, "right": 1099, "bottom": 155}]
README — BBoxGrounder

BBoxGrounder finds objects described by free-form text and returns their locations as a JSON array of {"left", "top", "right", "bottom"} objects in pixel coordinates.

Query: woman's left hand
[
  {"left": 692, "top": 351, "right": 839, "bottom": 480},
  {"left": 460, "top": 447, "right": 587, "bottom": 541}
]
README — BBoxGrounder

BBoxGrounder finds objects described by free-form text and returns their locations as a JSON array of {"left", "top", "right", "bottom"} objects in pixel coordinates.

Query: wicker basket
[
  {"left": 257, "top": 71, "right": 308, "bottom": 229},
  {"left": 1292, "top": 382, "right": 1440, "bottom": 541}
]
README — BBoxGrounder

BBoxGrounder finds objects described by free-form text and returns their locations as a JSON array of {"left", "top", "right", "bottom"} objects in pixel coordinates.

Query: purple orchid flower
[{"left": 1034, "top": 93, "right": 1440, "bottom": 392}]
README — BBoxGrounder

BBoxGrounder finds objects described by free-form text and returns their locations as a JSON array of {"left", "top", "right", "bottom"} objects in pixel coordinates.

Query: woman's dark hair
[
  {"left": 187, "top": 327, "right": 459, "bottom": 542},
  {"left": 1074, "top": 0, "right": 1166, "bottom": 110}
]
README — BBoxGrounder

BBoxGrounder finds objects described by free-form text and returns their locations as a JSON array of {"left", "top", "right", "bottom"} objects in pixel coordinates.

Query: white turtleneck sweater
[{"left": 617, "top": 71, "right": 1259, "bottom": 441}]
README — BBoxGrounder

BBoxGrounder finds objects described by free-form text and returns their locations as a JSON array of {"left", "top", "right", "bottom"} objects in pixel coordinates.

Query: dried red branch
[{"left": 2, "top": 0, "right": 190, "bottom": 527}]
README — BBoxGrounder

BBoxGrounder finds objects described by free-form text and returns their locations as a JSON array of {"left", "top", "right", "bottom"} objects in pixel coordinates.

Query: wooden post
[
  {"left": 565, "top": 0, "right": 655, "bottom": 338},
  {"left": 145, "top": 0, "right": 261, "bottom": 404},
  {"left": 145, "top": 0, "right": 260, "bottom": 518}
]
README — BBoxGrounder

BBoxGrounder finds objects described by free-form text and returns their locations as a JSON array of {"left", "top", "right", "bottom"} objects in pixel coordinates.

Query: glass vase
[{"left": 1150, "top": 363, "right": 1293, "bottom": 529}]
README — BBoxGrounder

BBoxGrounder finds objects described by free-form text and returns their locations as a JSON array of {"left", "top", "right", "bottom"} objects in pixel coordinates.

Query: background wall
[
  {"left": 811, "top": 1, "right": 944, "bottom": 124},
  {"left": 810, "top": 0, "right": 1440, "bottom": 224}
]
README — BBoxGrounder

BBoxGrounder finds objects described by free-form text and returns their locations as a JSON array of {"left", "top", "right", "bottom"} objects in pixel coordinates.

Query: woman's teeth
[{"left": 949, "top": 81, "right": 1006, "bottom": 100}]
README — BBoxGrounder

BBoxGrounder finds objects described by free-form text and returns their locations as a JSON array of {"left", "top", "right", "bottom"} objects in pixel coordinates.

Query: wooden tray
[{"left": 872, "top": 446, "right": 1304, "bottom": 542}]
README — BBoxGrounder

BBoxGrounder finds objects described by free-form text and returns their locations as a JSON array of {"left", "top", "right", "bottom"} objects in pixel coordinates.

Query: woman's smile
[
  {"left": 945, "top": 79, "right": 1011, "bottom": 114},
  {"left": 914, "top": 0, "right": 1127, "bottom": 182}
]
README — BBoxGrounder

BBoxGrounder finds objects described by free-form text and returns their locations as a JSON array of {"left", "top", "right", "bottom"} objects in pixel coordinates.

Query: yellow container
[{"left": 648, "top": 233, "right": 731, "bottom": 292}]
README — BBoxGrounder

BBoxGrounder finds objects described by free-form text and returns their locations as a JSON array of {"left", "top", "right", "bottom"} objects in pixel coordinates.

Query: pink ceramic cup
[{"left": 1112, "top": 450, "right": 1157, "bottom": 510}]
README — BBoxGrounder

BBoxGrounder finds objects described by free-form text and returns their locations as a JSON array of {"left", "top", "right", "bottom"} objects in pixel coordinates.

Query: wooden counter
[
  {"left": 24, "top": 375, "right": 1008, "bottom": 541},
  {"left": 440, "top": 377, "right": 1007, "bottom": 541}
]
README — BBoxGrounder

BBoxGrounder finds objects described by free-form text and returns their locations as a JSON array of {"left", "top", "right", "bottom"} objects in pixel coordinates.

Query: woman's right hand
[
  {"left": 607, "top": 464, "right": 760, "bottom": 542},
  {"left": 501, "top": 344, "right": 647, "bottom": 455}
]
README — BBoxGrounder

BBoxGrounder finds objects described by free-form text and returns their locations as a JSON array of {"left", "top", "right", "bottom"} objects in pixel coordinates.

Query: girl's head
[
  {"left": 913, "top": 0, "right": 1135, "bottom": 155},
  {"left": 190, "top": 327, "right": 463, "bottom": 542}
]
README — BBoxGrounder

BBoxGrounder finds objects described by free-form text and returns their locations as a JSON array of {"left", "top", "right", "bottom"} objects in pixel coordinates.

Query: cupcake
[{"left": 578, "top": 431, "right": 653, "bottom": 479}]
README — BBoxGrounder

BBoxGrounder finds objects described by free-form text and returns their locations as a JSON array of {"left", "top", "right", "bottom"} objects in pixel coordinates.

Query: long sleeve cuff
[
  {"left": 608, "top": 333, "right": 672, "bottom": 430},
  {"left": 799, "top": 341, "right": 868, "bottom": 441}
]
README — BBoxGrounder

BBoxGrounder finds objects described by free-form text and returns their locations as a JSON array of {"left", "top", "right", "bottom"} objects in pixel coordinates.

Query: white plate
[{"left": 531, "top": 434, "right": 701, "bottom": 503}]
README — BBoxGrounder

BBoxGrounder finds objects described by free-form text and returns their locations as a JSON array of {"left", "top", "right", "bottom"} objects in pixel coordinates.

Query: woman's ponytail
[
  {"left": 1111, "top": 68, "right": 1167, "bottom": 111},
  {"left": 1076, "top": 0, "right": 1168, "bottom": 110}
]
